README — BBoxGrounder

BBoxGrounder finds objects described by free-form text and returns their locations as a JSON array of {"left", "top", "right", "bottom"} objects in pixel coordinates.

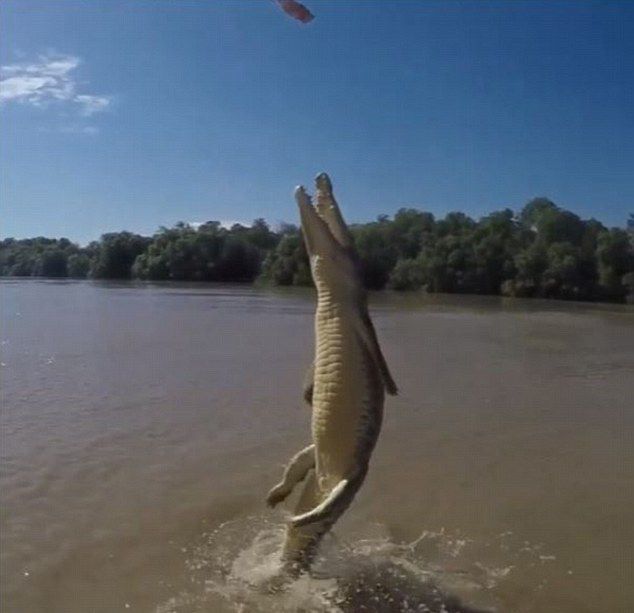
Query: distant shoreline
[
  {"left": 2, "top": 275, "right": 632, "bottom": 307},
  {"left": 2, "top": 199, "right": 633, "bottom": 304}
]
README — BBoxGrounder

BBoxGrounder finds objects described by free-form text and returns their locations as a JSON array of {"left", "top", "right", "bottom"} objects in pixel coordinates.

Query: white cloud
[
  {"left": 75, "top": 94, "right": 110, "bottom": 116},
  {"left": 0, "top": 54, "right": 111, "bottom": 117},
  {"left": 58, "top": 124, "right": 100, "bottom": 136},
  {"left": 220, "top": 219, "right": 248, "bottom": 228},
  {"left": 0, "top": 75, "right": 58, "bottom": 101},
  {"left": 189, "top": 220, "right": 249, "bottom": 230}
]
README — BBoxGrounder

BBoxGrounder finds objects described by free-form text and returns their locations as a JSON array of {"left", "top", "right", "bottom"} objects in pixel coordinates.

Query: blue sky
[{"left": 1, "top": 0, "right": 633, "bottom": 243}]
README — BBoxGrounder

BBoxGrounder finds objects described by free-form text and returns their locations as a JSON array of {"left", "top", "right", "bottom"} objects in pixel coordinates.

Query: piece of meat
[{"left": 276, "top": 0, "right": 315, "bottom": 23}]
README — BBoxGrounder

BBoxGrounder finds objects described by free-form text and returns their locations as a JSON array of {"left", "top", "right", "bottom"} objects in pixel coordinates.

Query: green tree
[
  {"left": 520, "top": 197, "right": 558, "bottom": 228},
  {"left": 351, "top": 217, "right": 398, "bottom": 290},
  {"left": 471, "top": 209, "right": 519, "bottom": 294},
  {"left": 34, "top": 248, "right": 68, "bottom": 277},
  {"left": 596, "top": 229, "right": 634, "bottom": 300},
  {"left": 0, "top": 237, "right": 84, "bottom": 278},
  {"left": 245, "top": 218, "right": 279, "bottom": 251},
  {"left": 260, "top": 232, "right": 311, "bottom": 286},
  {"left": 2, "top": 197, "right": 631, "bottom": 304},
  {"left": 389, "top": 208, "right": 435, "bottom": 259},
  {"left": 67, "top": 253, "right": 91, "bottom": 278},
  {"left": 215, "top": 238, "right": 261, "bottom": 281},
  {"left": 502, "top": 243, "right": 548, "bottom": 297},
  {"left": 388, "top": 258, "right": 424, "bottom": 290},
  {"left": 521, "top": 199, "right": 585, "bottom": 246},
  {"left": 541, "top": 242, "right": 584, "bottom": 299},
  {"left": 92, "top": 232, "right": 152, "bottom": 279}
]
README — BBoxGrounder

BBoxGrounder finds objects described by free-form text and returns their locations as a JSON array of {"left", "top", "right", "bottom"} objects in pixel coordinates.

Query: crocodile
[{"left": 266, "top": 172, "right": 397, "bottom": 575}]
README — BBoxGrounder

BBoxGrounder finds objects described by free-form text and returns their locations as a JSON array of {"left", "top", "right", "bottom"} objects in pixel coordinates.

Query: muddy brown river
[{"left": 1, "top": 280, "right": 632, "bottom": 612}]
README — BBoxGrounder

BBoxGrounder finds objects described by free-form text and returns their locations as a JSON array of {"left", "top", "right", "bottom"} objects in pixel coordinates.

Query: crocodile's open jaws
[{"left": 266, "top": 172, "right": 397, "bottom": 576}]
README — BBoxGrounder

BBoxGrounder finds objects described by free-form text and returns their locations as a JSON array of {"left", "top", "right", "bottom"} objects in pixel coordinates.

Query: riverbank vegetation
[{"left": 2, "top": 199, "right": 632, "bottom": 303}]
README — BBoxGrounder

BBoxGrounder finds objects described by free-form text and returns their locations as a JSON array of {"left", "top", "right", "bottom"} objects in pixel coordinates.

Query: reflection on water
[{"left": 1, "top": 280, "right": 632, "bottom": 612}]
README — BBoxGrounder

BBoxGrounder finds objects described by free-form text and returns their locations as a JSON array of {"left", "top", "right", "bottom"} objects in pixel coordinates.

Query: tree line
[{"left": 1, "top": 199, "right": 632, "bottom": 303}]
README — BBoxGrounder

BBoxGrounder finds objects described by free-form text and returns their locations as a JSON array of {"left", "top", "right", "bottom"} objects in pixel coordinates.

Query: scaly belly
[{"left": 311, "top": 314, "right": 383, "bottom": 491}]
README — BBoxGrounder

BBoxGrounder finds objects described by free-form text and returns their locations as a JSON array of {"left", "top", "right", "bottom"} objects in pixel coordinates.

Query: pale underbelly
[{"left": 310, "top": 330, "right": 382, "bottom": 488}]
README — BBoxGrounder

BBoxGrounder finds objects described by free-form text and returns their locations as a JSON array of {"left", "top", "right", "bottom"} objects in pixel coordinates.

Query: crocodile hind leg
[
  {"left": 291, "top": 464, "right": 368, "bottom": 527},
  {"left": 266, "top": 444, "right": 315, "bottom": 507}
]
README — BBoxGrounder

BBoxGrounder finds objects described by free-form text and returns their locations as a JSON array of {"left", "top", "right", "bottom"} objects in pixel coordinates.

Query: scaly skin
[
  {"left": 266, "top": 173, "right": 397, "bottom": 575},
  {"left": 311, "top": 294, "right": 383, "bottom": 490}
]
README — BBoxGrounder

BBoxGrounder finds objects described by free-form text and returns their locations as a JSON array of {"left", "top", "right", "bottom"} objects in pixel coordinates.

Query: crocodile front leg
[{"left": 266, "top": 444, "right": 315, "bottom": 507}]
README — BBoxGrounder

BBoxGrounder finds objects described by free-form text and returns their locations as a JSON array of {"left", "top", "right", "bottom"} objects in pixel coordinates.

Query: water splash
[{"left": 156, "top": 516, "right": 557, "bottom": 612}]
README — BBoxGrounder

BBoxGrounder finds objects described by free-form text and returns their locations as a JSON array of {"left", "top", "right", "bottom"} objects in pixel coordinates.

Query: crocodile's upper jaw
[
  {"left": 295, "top": 175, "right": 360, "bottom": 299},
  {"left": 296, "top": 174, "right": 399, "bottom": 398}
]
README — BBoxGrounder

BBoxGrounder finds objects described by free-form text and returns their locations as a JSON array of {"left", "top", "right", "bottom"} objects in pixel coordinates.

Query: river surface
[{"left": 1, "top": 280, "right": 632, "bottom": 613}]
